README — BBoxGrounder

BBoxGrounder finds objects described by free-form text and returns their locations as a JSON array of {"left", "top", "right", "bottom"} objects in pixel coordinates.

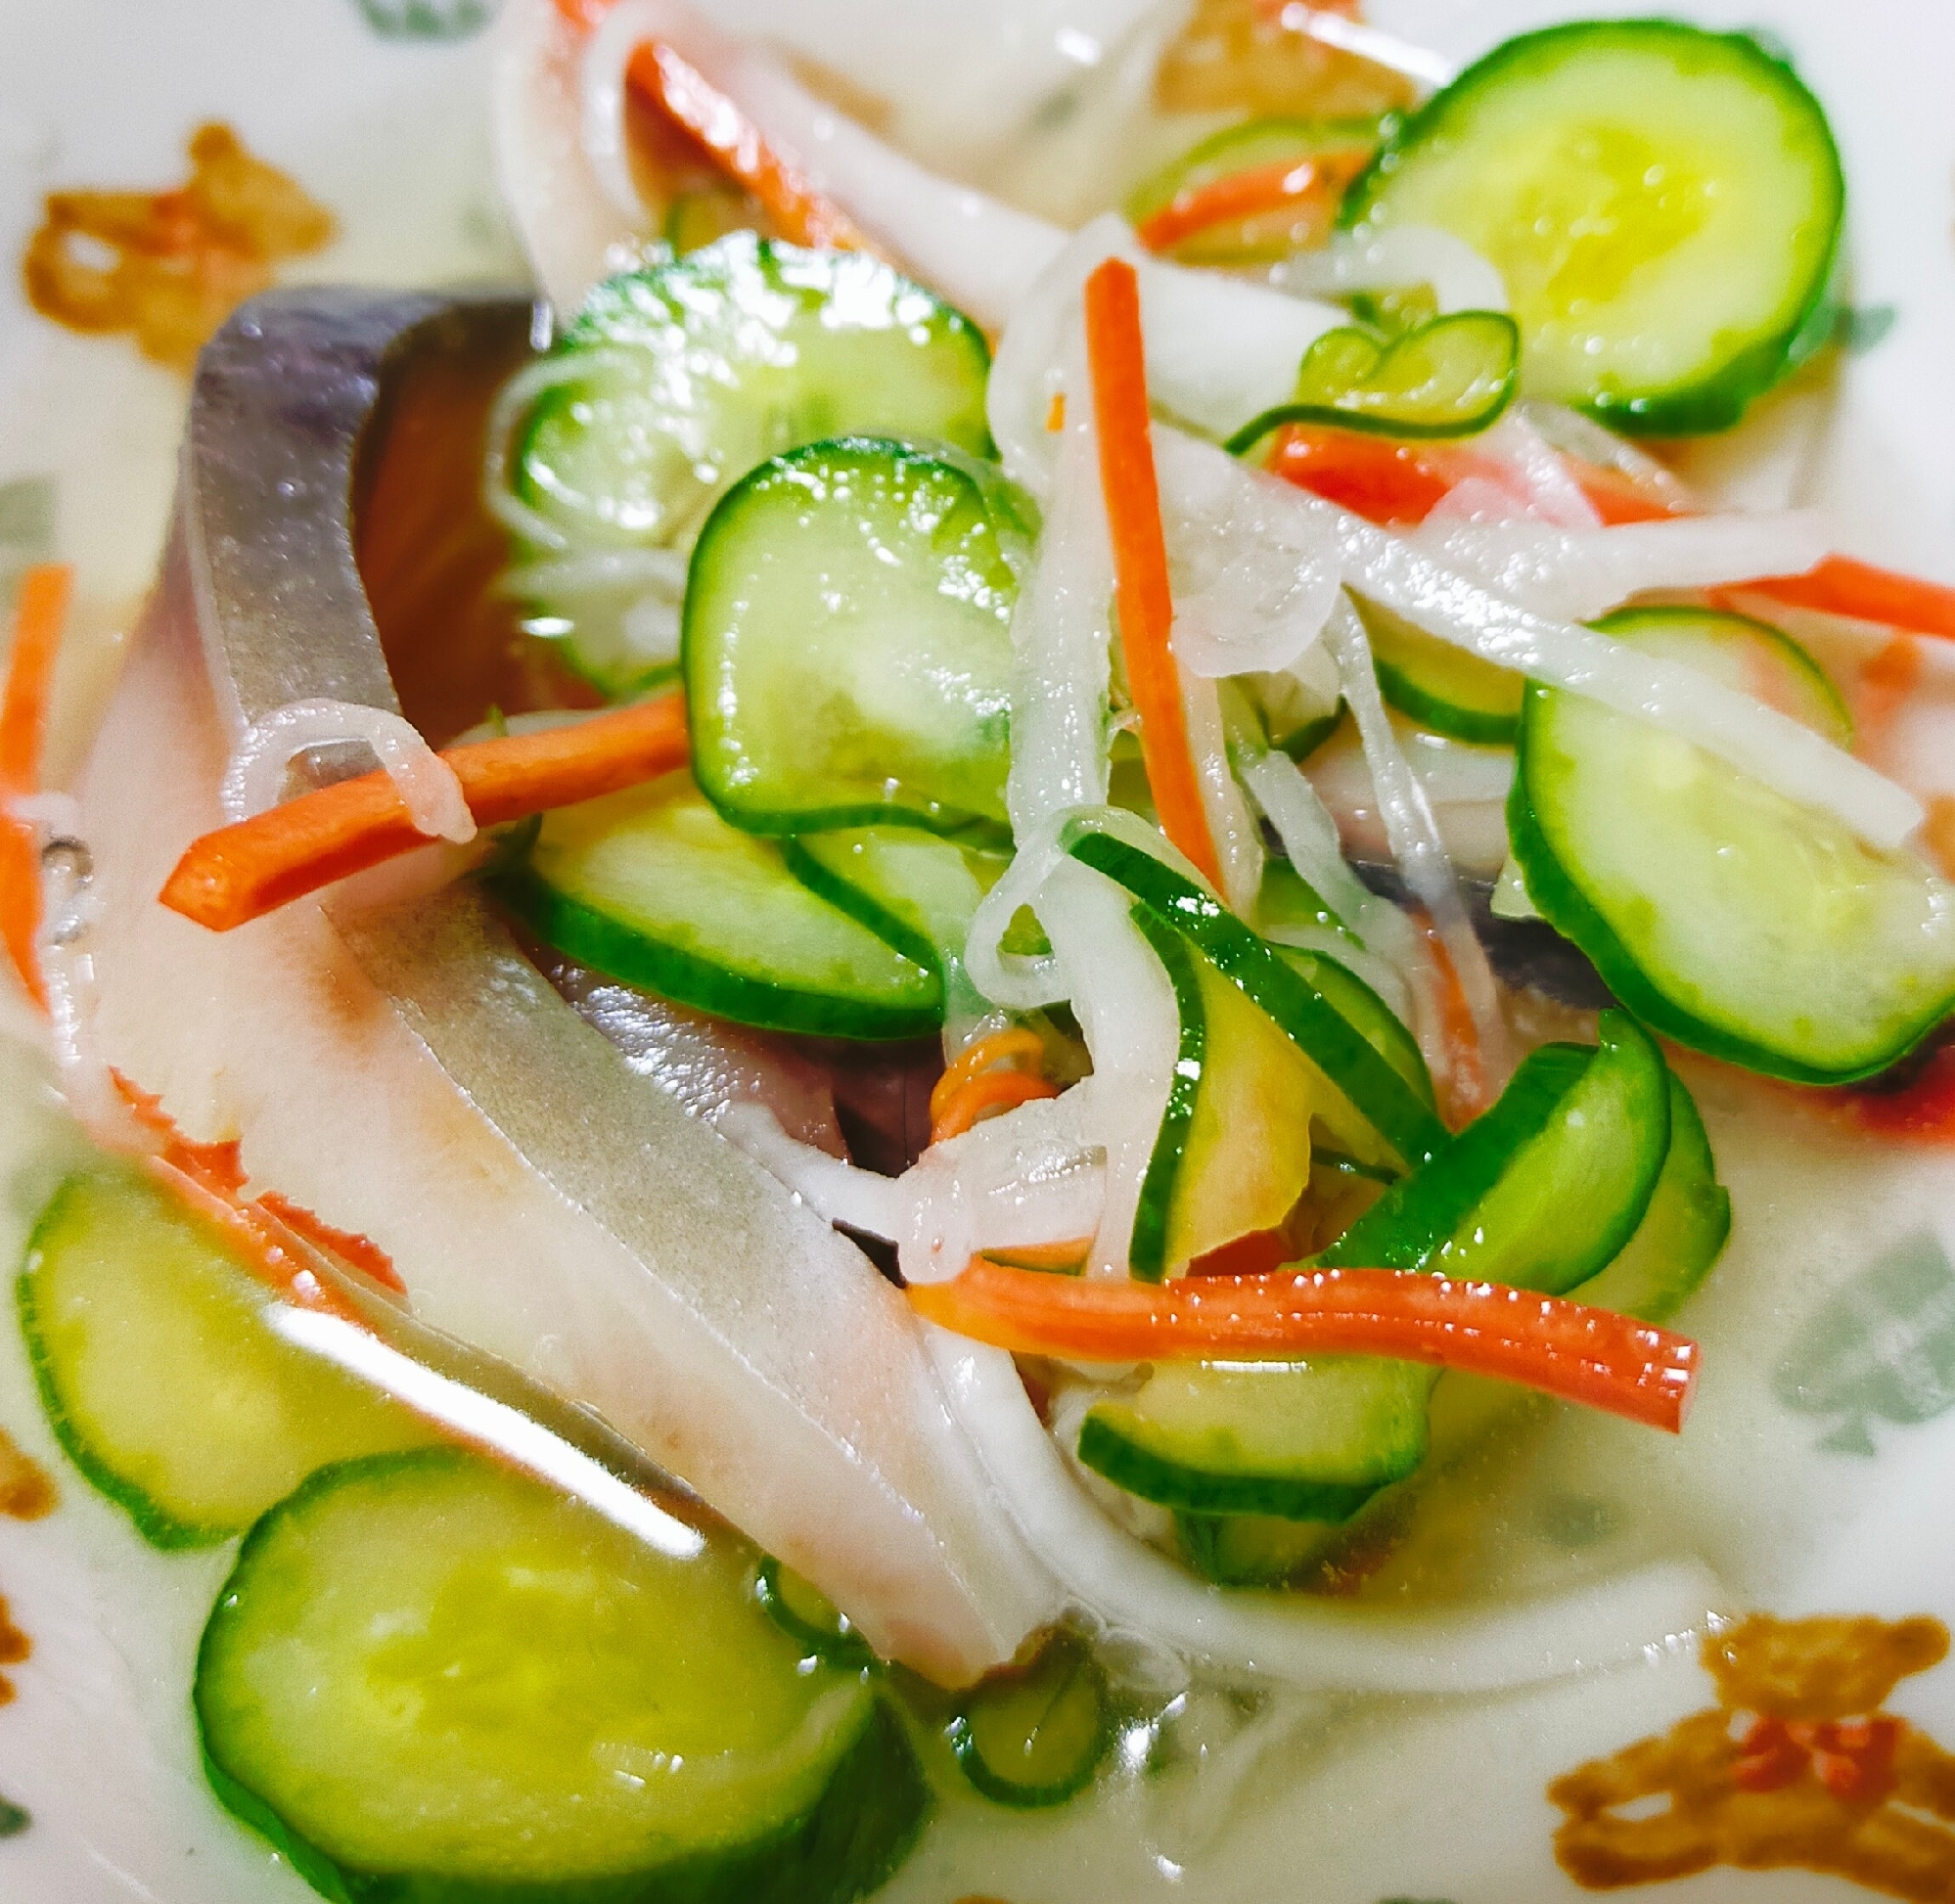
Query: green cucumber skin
[
  {"left": 1075, "top": 1412, "right": 1387, "bottom": 1524},
  {"left": 1175, "top": 1513, "right": 1340, "bottom": 1588},
  {"left": 1507, "top": 718, "right": 1953, "bottom": 1087},
  {"left": 684, "top": 437, "right": 1022, "bottom": 845},
  {"left": 17, "top": 1256, "right": 218, "bottom": 1552},
  {"left": 1067, "top": 830, "right": 1447, "bottom": 1167},
  {"left": 494, "top": 862, "right": 941, "bottom": 1043},
  {"left": 1318, "top": 1042, "right": 1590, "bottom": 1270},
  {"left": 196, "top": 1452, "right": 930, "bottom": 1904},
  {"left": 780, "top": 838, "right": 944, "bottom": 980},
  {"left": 1372, "top": 654, "right": 1519, "bottom": 747},
  {"left": 1569, "top": 1072, "right": 1730, "bottom": 1324},
  {"left": 945, "top": 1640, "right": 1112, "bottom": 1810},
  {"left": 1342, "top": 21, "right": 1844, "bottom": 436},
  {"left": 1129, "top": 911, "right": 1207, "bottom": 1283},
  {"left": 753, "top": 1558, "right": 876, "bottom": 1671}
]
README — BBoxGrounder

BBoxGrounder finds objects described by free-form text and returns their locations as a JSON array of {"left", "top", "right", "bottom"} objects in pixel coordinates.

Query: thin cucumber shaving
[
  {"left": 18, "top": 1168, "right": 436, "bottom": 1549},
  {"left": 497, "top": 769, "right": 943, "bottom": 1039},
  {"left": 1358, "top": 595, "right": 1523, "bottom": 746},
  {"left": 1065, "top": 824, "right": 1446, "bottom": 1170},
  {"left": 509, "top": 238, "right": 992, "bottom": 694},
  {"left": 685, "top": 437, "right": 1024, "bottom": 840},
  {"left": 948, "top": 1633, "right": 1111, "bottom": 1808},
  {"left": 1225, "top": 310, "right": 1520, "bottom": 454},
  {"left": 1128, "top": 912, "right": 1317, "bottom": 1282},
  {"left": 196, "top": 1449, "right": 927, "bottom": 1904},
  {"left": 1344, "top": 20, "right": 1844, "bottom": 432},
  {"left": 1513, "top": 609, "right": 1955, "bottom": 1082}
]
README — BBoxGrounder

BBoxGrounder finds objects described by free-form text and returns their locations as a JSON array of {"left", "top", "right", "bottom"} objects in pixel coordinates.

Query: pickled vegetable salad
[{"left": 20, "top": 3, "right": 1955, "bottom": 1901}]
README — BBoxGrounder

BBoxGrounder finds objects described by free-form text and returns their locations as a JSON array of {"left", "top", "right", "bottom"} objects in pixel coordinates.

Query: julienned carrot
[
  {"left": 929, "top": 1026, "right": 1046, "bottom": 1126},
  {"left": 549, "top": 0, "right": 865, "bottom": 252},
  {"left": 0, "top": 564, "right": 74, "bottom": 1009},
  {"left": 160, "top": 693, "right": 690, "bottom": 933},
  {"left": 1083, "top": 257, "right": 1224, "bottom": 889},
  {"left": 1135, "top": 154, "right": 1363, "bottom": 253},
  {"left": 931, "top": 1069, "right": 1058, "bottom": 1144},
  {"left": 911, "top": 1258, "right": 1699, "bottom": 1433},
  {"left": 1720, "top": 557, "right": 1955, "bottom": 645}
]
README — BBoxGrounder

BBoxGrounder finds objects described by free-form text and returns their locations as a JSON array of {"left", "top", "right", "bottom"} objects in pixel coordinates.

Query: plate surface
[{"left": 0, "top": 2, "right": 1952, "bottom": 1899}]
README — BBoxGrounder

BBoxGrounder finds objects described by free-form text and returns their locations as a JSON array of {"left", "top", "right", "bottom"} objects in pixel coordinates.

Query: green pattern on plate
[
  {"left": 1774, "top": 1230, "right": 1955, "bottom": 1455},
  {"left": 353, "top": 0, "right": 496, "bottom": 40}
]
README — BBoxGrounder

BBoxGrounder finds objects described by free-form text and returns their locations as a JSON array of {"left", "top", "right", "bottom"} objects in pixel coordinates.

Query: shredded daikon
[
  {"left": 221, "top": 700, "right": 475, "bottom": 845},
  {"left": 925, "top": 1327, "right": 1728, "bottom": 1694},
  {"left": 1272, "top": 224, "right": 1508, "bottom": 316},
  {"left": 1182, "top": 673, "right": 1264, "bottom": 918},
  {"left": 1323, "top": 599, "right": 1510, "bottom": 1092},
  {"left": 1255, "top": 472, "right": 1924, "bottom": 848},
  {"left": 482, "top": 350, "right": 641, "bottom": 554},
  {"left": 717, "top": 1102, "right": 909, "bottom": 1239}
]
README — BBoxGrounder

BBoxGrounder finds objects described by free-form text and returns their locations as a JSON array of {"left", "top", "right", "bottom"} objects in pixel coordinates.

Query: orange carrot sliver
[
  {"left": 1730, "top": 555, "right": 1955, "bottom": 644},
  {"left": 160, "top": 693, "right": 690, "bottom": 933},
  {"left": 0, "top": 564, "right": 74, "bottom": 1011},
  {"left": 929, "top": 1026, "right": 1047, "bottom": 1125},
  {"left": 1083, "top": 257, "right": 1222, "bottom": 889},
  {"left": 911, "top": 1259, "right": 1699, "bottom": 1433},
  {"left": 931, "top": 1069, "right": 1058, "bottom": 1145},
  {"left": 1135, "top": 153, "right": 1364, "bottom": 253}
]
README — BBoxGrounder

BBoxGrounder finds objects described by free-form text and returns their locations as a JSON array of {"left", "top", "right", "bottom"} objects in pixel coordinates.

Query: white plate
[{"left": 0, "top": 2, "right": 1952, "bottom": 1899}]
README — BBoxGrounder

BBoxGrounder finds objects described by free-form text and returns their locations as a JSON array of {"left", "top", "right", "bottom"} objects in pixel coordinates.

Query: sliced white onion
[
  {"left": 965, "top": 825, "right": 1070, "bottom": 1013},
  {"left": 894, "top": 1091, "right": 1105, "bottom": 1286},
  {"left": 492, "top": 0, "right": 652, "bottom": 318},
  {"left": 1521, "top": 400, "right": 1698, "bottom": 511},
  {"left": 501, "top": 546, "right": 689, "bottom": 601},
  {"left": 1476, "top": 413, "right": 1601, "bottom": 529},
  {"left": 927, "top": 1328, "right": 1727, "bottom": 1694},
  {"left": 988, "top": 214, "right": 1345, "bottom": 497},
  {"left": 1275, "top": 6, "right": 1459, "bottom": 89},
  {"left": 1182, "top": 673, "right": 1264, "bottom": 918},
  {"left": 1412, "top": 509, "right": 1832, "bottom": 626},
  {"left": 1262, "top": 471, "right": 1924, "bottom": 849},
  {"left": 1036, "top": 856, "right": 1179, "bottom": 1280},
  {"left": 220, "top": 700, "right": 475, "bottom": 845},
  {"left": 1323, "top": 600, "right": 1510, "bottom": 1090},
  {"left": 482, "top": 350, "right": 639, "bottom": 555},
  {"left": 717, "top": 1102, "right": 908, "bottom": 1238},
  {"left": 1239, "top": 747, "right": 1415, "bottom": 964},
  {"left": 1272, "top": 225, "right": 1509, "bottom": 317},
  {"left": 1157, "top": 427, "right": 1341, "bottom": 681}
]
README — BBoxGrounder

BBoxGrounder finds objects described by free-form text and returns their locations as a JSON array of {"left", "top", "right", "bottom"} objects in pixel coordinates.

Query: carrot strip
[
  {"left": 1135, "top": 154, "right": 1362, "bottom": 253},
  {"left": 911, "top": 1258, "right": 1699, "bottom": 1433},
  {"left": 929, "top": 1026, "right": 1047, "bottom": 1125},
  {"left": 551, "top": 0, "right": 866, "bottom": 254},
  {"left": 159, "top": 693, "right": 690, "bottom": 933},
  {"left": 931, "top": 1069, "right": 1058, "bottom": 1144},
  {"left": 1422, "top": 919, "right": 1490, "bottom": 1125},
  {"left": 0, "top": 565, "right": 74, "bottom": 1010},
  {"left": 1724, "top": 556, "right": 1955, "bottom": 644},
  {"left": 1083, "top": 257, "right": 1223, "bottom": 888},
  {"left": 1267, "top": 424, "right": 1482, "bottom": 526}
]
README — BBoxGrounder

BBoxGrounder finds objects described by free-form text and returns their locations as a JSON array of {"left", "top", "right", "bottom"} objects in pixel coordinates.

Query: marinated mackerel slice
[
  {"left": 196, "top": 1450, "right": 927, "bottom": 1904},
  {"left": 1343, "top": 20, "right": 1844, "bottom": 432},
  {"left": 497, "top": 768, "right": 943, "bottom": 1040},
  {"left": 685, "top": 437, "right": 1023, "bottom": 840},
  {"left": 19, "top": 1167, "right": 437, "bottom": 1548},
  {"left": 1512, "top": 609, "right": 1955, "bottom": 1083}
]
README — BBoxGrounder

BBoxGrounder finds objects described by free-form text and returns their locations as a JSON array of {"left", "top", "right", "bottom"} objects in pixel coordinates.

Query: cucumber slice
[
  {"left": 1512, "top": 609, "right": 1955, "bottom": 1083},
  {"left": 755, "top": 1556, "right": 875, "bottom": 1669},
  {"left": 1257, "top": 858, "right": 1354, "bottom": 939},
  {"left": 517, "top": 238, "right": 992, "bottom": 552},
  {"left": 17, "top": 1168, "right": 436, "bottom": 1549},
  {"left": 1322, "top": 1012, "right": 1669, "bottom": 1294},
  {"left": 1065, "top": 824, "right": 1447, "bottom": 1169},
  {"left": 1077, "top": 1356, "right": 1432, "bottom": 1520},
  {"left": 1275, "top": 944, "right": 1428, "bottom": 1109},
  {"left": 1129, "top": 915, "right": 1317, "bottom": 1282},
  {"left": 782, "top": 827, "right": 1004, "bottom": 982},
  {"left": 1343, "top": 21, "right": 1844, "bottom": 433},
  {"left": 1358, "top": 596, "right": 1523, "bottom": 746},
  {"left": 1569, "top": 1071, "right": 1730, "bottom": 1323},
  {"left": 948, "top": 1633, "right": 1111, "bottom": 1809},
  {"left": 496, "top": 769, "right": 942, "bottom": 1040},
  {"left": 1125, "top": 116, "right": 1382, "bottom": 264},
  {"left": 196, "top": 1449, "right": 927, "bottom": 1904},
  {"left": 685, "top": 437, "right": 1023, "bottom": 840},
  {"left": 1225, "top": 311, "right": 1520, "bottom": 455},
  {"left": 1175, "top": 1512, "right": 1341, "bottom": 1588}
]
